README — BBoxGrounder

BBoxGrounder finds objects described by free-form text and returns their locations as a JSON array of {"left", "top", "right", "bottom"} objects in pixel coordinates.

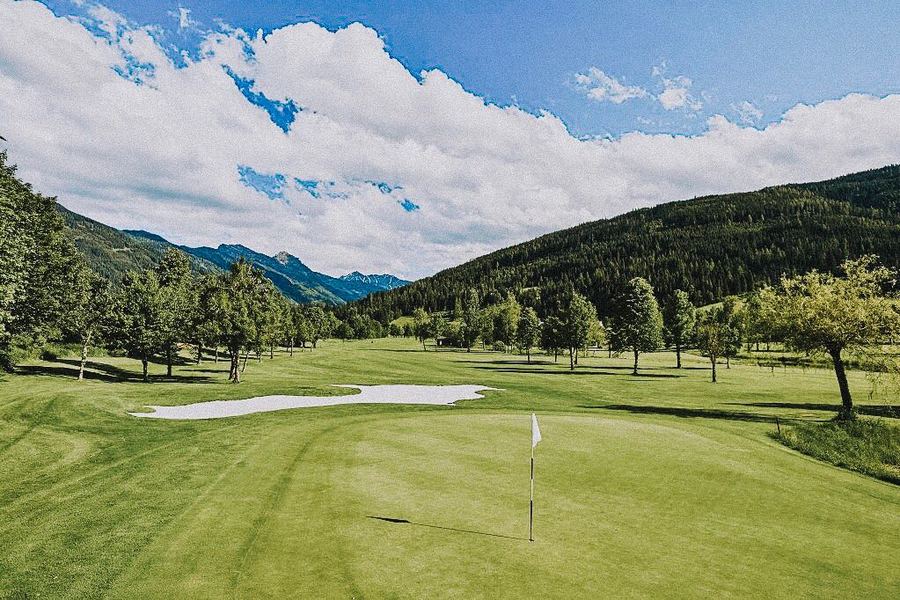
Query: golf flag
[{"left": 529, "top": 413, "right": 540, "bottom": 542}]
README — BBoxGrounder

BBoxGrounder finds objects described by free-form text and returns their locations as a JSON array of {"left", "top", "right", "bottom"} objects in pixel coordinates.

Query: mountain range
[
  {"left": 57, "top": 206, "right": 409, "bottom": 304},
  {"left": 349, "top": 165, "right": 900, "bottom": 321}
]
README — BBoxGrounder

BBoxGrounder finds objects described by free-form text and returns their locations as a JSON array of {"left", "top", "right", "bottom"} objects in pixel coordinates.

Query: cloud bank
[{"left": 1, "top": 1, "right": 898, "bottom": 279}]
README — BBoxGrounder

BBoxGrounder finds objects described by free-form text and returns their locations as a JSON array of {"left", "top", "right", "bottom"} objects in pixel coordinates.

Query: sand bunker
[{"left": 129, "top": 384, "right": 497, "bottom": 420}]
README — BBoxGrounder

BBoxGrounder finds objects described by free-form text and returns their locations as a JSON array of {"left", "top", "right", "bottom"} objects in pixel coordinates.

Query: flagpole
[
  {"left": 529, "top": 413, "right": 540, "bottom": 543},
  {"left": 529, "top": 440, "right": 535, "bottom": 542}
]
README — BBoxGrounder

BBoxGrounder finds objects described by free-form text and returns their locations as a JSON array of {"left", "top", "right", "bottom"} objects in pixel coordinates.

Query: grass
[
  {"left": 776, "top": 419, "right": 900, "bottom": 484},
  {"left": 1, "top": 338, "right": 899, "bottom": 598}
]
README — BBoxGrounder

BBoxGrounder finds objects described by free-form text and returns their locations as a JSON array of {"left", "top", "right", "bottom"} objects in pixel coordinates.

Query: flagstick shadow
[{"left": 366, "top": 515, "right": 528, "bottom": 541}]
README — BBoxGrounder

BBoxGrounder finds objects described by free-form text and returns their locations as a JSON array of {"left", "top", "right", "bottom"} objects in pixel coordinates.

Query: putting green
[{"left": 1, "top": 339, "right": 898, "bottom": 598}]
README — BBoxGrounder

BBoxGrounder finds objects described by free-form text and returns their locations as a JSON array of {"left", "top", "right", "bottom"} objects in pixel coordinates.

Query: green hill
[
  {"left": 353, "top": 165, "right": 900, "bottom": 320},
  {"left": 56, "top": 205, "right": 219, "bottom": 282}
]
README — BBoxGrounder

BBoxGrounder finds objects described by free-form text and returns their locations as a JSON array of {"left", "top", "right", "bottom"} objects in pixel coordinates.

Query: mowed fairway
[{"left": 1, "top": 339, "right": 898, "bottom": 598}]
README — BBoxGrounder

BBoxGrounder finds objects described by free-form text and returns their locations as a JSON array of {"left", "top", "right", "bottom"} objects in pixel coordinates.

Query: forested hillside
[
  {"left": 352, "top": 165, "right": 900, "bottom": 320},
  {"left": 59, "top": 206, "right": 219, "bottom": 282}
]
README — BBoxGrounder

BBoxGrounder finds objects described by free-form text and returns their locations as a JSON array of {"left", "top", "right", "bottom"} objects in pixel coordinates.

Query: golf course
[{"left": 1, "top": 339, "right": 897, "bottom": 599}]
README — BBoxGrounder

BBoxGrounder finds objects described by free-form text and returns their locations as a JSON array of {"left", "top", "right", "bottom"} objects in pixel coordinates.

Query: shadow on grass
[
  {"left": 358, "top": 348, "right": 430, "bottom": 353},
  {"left": 468, "top": 365, "right": 683, "bottom": 378},
  {"left": 470, "top": 366, "right": 618, "bottom": 376},
  {"left": 15, "top": 364, "right": 123, "bottom": 382},
  {"left": 580, "top": 403, "right": 808, "bottom": 424},
  {"left": 455, "top": 358, "right": 555, "bottom": 366},
  {"left": 19, "top": 359, "right": 217, "bottom": 384},
  {"left": 367, "top": 515, "right": 527, "bottom": 541},
  {"left": 731, "top": 402, "right": 900, "bottom": 418}
]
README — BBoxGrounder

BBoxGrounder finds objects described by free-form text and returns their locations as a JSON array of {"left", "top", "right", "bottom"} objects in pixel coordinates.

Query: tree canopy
[
  {"left": 610, "top": 277, "right": 664, "bottom": 375},
  {"left": 769, "top": 256, "right": 900, "bottom": 418}
]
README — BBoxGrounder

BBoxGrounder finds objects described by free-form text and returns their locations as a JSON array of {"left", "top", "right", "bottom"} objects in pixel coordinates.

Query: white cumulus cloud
[
  {"left": 732, "top": 100, "right": 764, "bottom": 124},
  {"left": 574, "top": 67, "right": 648, "bottom": 104},
  {"left": 657, "top": 75, "right": 703, "bottom": 111},
  {"left": 175, "top": 6, "right": 196, "bottom": 31},
  {"left": 0, "top": 1, "right": 898, "bottom": 280},
  {"left": 651, "top": 62, "right": 703, "bottom": 111}
]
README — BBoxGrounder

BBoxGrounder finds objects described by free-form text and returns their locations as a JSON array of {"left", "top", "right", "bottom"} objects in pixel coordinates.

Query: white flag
[{"left": 531, "top": 413, "right": 542, "bottom": 448}]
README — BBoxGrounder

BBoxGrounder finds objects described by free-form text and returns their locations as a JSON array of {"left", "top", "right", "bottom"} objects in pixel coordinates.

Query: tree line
[{"left": 401, "top": 256, "right": 899, "bottom": 420}]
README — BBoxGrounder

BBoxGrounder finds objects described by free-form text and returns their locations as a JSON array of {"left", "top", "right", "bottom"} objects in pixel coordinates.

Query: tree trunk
[
  {"left": 829, "top": 347, "right": 854, "bottom": 419},
  {"left": 526, "top": 347, "right": 531, "bottom": 364},
  {"left": 632, "top": 349, "right": 639, "bottom": 376},
  {"left": 726, "top": 355, "right": 731, "bottom": 369},
  {"left": 289, "top": 338, "right": 294, "bottom": 357},
  {"left": 569, "top": 347, "right": 575, "bottom": 370},
  {"left": 78, "top": 336, "right": 89, "bottom": 381},
  {"left": 574, "top": 347, "right": 579, "bottom": 365},
  {"left": 166, "top": 346, "right": 173, "bottom": 378},
  {"left": 142, "top": 357, "right": 149, "bottom": 382},
  {"left": 196, "top": 341, "right": 202, "bottom": 364},
  {"left": 270, "top": 342, "right": 274, "bottom": 359},
  {"left": 675, "top": 343, "right": 682, "bottom": 368},
  {"left": 230, "top": 351, "right": 241, "bottom": 383},
  {"left": 214, "top": 346, "right": 219, "bottom": 363},
  {"left": 711, "top": 355, "right": 717, "bottom": 383},
  {"left": 241, "top": 349, "right": 250, "bottom": 373},
  {"left": 422, "top": 338, "right": 427, "bottom": 351}
]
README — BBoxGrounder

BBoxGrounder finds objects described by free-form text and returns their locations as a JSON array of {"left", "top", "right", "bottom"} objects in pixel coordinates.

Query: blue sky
[{"left": 2, "top": 1, "right": 898, "bottom": 278}]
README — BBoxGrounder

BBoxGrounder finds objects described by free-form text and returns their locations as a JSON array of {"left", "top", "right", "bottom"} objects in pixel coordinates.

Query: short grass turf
[{"left": 1, "top": 339, "right": 898, "bottom": 599}]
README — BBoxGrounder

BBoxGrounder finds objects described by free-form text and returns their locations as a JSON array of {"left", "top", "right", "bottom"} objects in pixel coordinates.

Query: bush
[{"left": 775, "top": 418, "right": 900, "bottom": 484}]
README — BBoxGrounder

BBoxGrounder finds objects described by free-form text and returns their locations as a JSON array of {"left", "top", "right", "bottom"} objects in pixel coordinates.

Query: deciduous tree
[
  {"left": 412, "top": 308, "right": 430, "bottom": 350},
  {"left": 66, "top": 263, "right": 112, "bottom": 380},
  {"left": 772, "top": 256, "right": 900, "bottom": 419},
  {"left": 460, "top": 289, "right": 482, "bottom": 351},
  {"left": 156, "top": 248, "right": 193, "bottom": 377},
  {"left": 561, "top": 292, "right": 595, "bottom": 370},
  {"left": 695, "top": 307, "right": 727, "bottom": 382},
  {"left": 115, "top": 270, "right": 166, "bottom": 382},
  {"left": 610, "top": 277, "right": 664, "bottom": 375},
  {"left": 516, "top": 306, "right": 540, "bottom": 363},
  {"left": 664, "top": 289, "right": 695, "bottom": 368}
]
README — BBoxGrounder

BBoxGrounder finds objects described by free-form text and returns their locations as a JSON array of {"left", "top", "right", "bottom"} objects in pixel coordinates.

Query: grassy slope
[{"left": 1, "top": 340, "right": 898, "bottom": 598}]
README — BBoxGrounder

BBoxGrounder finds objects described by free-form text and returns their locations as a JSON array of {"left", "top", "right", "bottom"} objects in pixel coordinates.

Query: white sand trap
[{"left": 129, "top": 384, "right": 498, "bottom": 420}]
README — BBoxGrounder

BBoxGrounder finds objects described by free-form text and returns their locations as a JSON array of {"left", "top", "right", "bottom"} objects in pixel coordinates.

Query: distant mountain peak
[{"left": 340, "top": 271, "right": 409, "bottom": 290}]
